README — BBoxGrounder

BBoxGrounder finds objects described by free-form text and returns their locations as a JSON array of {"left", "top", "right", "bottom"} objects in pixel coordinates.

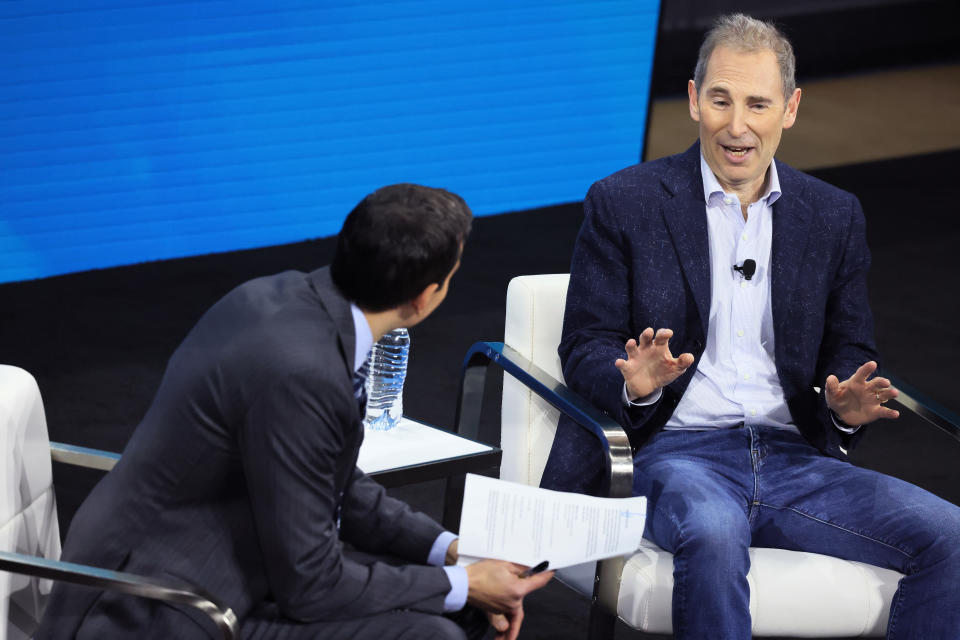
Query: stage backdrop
[{"left": 1, "top": 0, "right": 660, "bottom": 284}]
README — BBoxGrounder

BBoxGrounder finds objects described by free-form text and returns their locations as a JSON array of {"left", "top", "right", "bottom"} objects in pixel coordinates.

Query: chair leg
[{"left": 587, "top": 600, "right": 617, "bottom": 640}]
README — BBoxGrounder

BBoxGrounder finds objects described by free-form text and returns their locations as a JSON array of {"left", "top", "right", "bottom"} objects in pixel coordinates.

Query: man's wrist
[
  {"left": 442, "top": 565, "right": 468, "bottom": 612},
  {"left": 428, "top": 531, "right": 458, "bottom": 566},
  {"left": 623, "top": 383, "right": 662, "bottom": 407},
  {"left": 829, "top": 409, "right": 861, "bottom": 434}
]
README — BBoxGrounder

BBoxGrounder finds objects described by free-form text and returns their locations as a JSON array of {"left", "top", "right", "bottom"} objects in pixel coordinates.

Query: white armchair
[
  {"left": 454, "top": 274, "right": 960, "bottom": 639},
  {"left": 0, "top": 365, "right": 238, "bottom": 640}
]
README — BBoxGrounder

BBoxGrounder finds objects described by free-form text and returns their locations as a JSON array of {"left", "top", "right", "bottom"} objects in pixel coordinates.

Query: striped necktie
[{"left": 353, "top": 358, "right": 369, "bottom": 417}]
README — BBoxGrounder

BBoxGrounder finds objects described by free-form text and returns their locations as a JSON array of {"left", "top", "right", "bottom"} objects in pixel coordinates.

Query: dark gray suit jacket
[
  {"left": 38, "top": 267, "right": 451, "bottom": 638},
  {"left": 542, "top": 143, "right": 878, "bottom": 495}
]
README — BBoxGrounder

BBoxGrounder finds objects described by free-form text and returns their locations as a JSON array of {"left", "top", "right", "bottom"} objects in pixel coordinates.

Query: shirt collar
[
  {"left": 699, "top": 152, "right": 782, "bottom": 207},
  {"left": 349, "top": 303, "right": 374, "bottom": 372}
]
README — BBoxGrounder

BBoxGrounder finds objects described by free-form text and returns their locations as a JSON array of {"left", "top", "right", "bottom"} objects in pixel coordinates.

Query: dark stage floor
[{"left": 2, "top": 149, "right": 958, "bottom": 639}]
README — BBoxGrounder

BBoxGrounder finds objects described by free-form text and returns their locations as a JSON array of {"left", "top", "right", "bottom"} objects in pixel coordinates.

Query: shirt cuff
[
  {"left": 830, "top": 410, "right": 861, "bottom": 434},
  {"left": 623, "top": 383, "right": 663, "bottom": 407},
  {"left": 442, "top": 566, "right": 469, "bottom": 612},
  {"left": 427, "top": 531, "right": 458, "bottom": 567}
]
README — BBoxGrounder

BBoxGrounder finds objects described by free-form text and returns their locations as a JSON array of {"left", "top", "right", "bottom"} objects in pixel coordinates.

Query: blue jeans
[{"left": 632, "top": 425, "right": 960, "bottom": 639}]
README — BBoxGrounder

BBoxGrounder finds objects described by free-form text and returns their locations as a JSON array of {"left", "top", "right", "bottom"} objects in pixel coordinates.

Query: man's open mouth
[{"left": 722, "top": 145, "right": 752, "bottom": 157}]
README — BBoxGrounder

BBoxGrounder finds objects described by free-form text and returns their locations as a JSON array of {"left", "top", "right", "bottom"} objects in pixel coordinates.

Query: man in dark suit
[
  {"left": 38, "top": 184, "right": 552, "bottom": 639},
  {"left": 541, "top": 13, "right": 960, "bottom": 639}
]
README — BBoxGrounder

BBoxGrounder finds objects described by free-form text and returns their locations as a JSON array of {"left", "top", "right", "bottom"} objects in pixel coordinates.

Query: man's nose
[{"left": 727, "top": 106, "right": 749, "bottom": 138}]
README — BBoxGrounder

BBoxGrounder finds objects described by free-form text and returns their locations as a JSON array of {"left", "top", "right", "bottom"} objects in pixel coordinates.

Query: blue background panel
[{"left": 1, "top": 0, "right": 660, "bottom": 283}]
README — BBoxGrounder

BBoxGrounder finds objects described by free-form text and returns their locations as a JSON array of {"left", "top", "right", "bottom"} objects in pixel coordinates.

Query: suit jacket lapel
[
  {"left": 660, "top": 144, "right": 711, "bottom": 338},
  {"left": 770, "top": 161, "right": 814, "bottom": 343},
  {"left": 308, "top": 267, "right": 355, "bottom": 381},
  {"left": 308, "top": 266, "right": 368, "bottom": 457}
]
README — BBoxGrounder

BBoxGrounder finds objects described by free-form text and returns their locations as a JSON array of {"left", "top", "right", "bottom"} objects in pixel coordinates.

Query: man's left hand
[{"left": 825, "top": 360, "right": 900, "bottom": 426}]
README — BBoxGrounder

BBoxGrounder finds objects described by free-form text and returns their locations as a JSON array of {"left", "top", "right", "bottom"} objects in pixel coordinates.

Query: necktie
[{"left": 353, "top": 359, "right": 369, "bottom": 418}]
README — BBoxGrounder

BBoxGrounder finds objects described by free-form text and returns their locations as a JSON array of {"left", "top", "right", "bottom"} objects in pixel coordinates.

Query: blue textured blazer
[
  {"left": 38, "top": 267, "right": 451, "bottom": 638},
  {"left": 541, "top": 143, "right": 878, "bottom": 496}
]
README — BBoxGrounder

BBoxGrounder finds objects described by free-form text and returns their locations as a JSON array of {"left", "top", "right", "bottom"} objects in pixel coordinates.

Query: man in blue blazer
[
  {"left": 541, "top": 14, "right": 960, "bottom": 639},
  {"left": 38, "top": 184, "right": 552, "bottom": 639}
]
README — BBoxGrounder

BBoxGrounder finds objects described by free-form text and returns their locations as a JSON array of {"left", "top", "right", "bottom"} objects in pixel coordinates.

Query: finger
[
  {"left": 824, "top": 375, "right": 840, "bottom": 399},
  {"left": 487, "top": 612, "right": 509, "bottom": 634},
  {"left": 506, "top": 605, "right": 524, "bottom": 640},
  {"left": 639, "top": 327, "right": 655, "bottom": 345},
  {"left": 676, "top": 352, "right": 695, "bottom": 370},
  {"left": 874, "top": 386, "right": 898, "bottom": 403},
  {"left": 652, "top": 327, "right": 674, "bottom": 346},
  {"left": 519, "top": 570, "right": 555, "bottom": 592},
  {"left": 624, "top": 339, "right": 642, "bottom": 359},
  {"left": 852, "top": 361, "right": 877, "bottom": 383},
  {"left": 614, "top": 358, "right": 627, "bottom": 373}
]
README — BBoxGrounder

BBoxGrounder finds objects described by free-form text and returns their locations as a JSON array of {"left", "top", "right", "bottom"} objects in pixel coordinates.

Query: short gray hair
[{"left": 693, "top": 13, "right": 796, "bottom": 101}]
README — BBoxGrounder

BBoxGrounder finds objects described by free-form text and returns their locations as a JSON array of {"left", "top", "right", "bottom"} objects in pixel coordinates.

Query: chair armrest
[
  {"left": 455, "top": 341, "right": 631, "bottom": 617},
  {"left": 50, "top": 441, "right": 121, "bottom": 471},
  {"left": 456, "top": 341, "right": 634, "bottom": 497},
  {"left": 0, "top": 550, "right": 238, "bottom": 639},
  {"left": 884, "top": 372, "right": 960, "bottom": 445}
]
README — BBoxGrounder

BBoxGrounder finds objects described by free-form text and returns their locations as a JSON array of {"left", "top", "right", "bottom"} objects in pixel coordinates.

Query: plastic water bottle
[{"left": 363, "top": 328, "right": 409, "bottom": 431}]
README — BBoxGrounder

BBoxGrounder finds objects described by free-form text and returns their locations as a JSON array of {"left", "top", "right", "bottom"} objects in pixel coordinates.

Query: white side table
[{"left": 357, "top": 416, "right": 500, "bottom": 530}]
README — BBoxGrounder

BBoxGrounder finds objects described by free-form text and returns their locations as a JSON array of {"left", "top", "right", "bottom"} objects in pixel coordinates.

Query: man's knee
[
  {"left": 645, "top": 487, "right": 750, "bottom": 560},
  {"left": 915, "top": 500, "right": 960, "bottom": 567}
]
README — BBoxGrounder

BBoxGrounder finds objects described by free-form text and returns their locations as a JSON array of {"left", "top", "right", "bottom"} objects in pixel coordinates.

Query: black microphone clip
[{"left": 733, "top": 259, "right": 757, "bottom": 281}]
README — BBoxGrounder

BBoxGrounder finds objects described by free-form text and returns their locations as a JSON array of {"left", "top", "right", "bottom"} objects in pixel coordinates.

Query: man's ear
[
  {"left": 410, "top": 282, "right": 441, "bottom": 315},
  {"left": 783, "top": 87, "right": 801, "bottom": 129},
  {"left": 687, "top": 79, "right": 701, "bottom": 122}
]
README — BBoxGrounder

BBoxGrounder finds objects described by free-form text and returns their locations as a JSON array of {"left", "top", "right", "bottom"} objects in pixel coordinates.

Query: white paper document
[{"left": 457, "top": 474, "right": 647, "bottom": 570}]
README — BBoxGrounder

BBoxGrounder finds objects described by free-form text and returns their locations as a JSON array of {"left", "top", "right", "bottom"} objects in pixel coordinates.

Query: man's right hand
[
  {"left": 615, "top": 328, "right": 695, "bottom": 400},
  {"left": 465, "top": 560, "right": 554, "bottom": 640}
]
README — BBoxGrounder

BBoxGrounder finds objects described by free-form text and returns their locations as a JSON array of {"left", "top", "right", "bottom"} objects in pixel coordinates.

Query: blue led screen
[{"left": 1, "top": 1, "right": 660, "bottom": 283}]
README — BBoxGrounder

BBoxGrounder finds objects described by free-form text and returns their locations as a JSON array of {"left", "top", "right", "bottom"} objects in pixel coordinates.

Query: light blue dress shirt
[
  {"left": 350, "top": 305, "right": 467, "bottom": 611},
  {"left": 663, "top": 155, "right": 796, "bottom": 432}
]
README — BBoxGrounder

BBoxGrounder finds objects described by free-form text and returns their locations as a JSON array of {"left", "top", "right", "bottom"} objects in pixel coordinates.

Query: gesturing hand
[
  {"left": 465, "top": 560, "right": 554, "bottom": 640},
  {"left": 825, "top": 360, "right": 900, "bottom": 427},
  {"left": 615, "top": 328, "right": 695, "bottom": 400}
]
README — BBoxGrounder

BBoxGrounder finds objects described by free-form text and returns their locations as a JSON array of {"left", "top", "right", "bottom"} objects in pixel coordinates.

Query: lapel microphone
[{"left": 733, "top": 259, "right": 757, "bottom": 281}]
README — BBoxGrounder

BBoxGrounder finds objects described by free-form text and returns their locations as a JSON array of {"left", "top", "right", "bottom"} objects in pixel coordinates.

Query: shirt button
[
  {"left": 740, "top": 281, "right": 747, "bottom": 289},
  {"left": 743, "top": 374, "right": 751, "bottom": 381},
  {"left": 742, "top": 233, "right": 748, "bottom": 240},
  {"left": 750, "top": 409, "right": 758, "bottom": 416},
  {"left": 737, "top": 329, "right": 745, "bottom": 337},
  {"left": 724, "top": 197, "right": 734, "bottom": 205}
]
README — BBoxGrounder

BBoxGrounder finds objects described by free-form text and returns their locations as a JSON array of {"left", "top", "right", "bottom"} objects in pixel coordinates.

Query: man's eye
[
  {"left": 713, "top": 100, "right": 728, "bottom": 107},
  {"left": 751, "top": 104, "right": 768, "bottom": 111}
]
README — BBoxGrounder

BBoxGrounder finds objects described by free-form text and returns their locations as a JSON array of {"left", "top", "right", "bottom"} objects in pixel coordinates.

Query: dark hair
[{"left": 331, "top": 183, "right": 472, "bottom": 311}]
